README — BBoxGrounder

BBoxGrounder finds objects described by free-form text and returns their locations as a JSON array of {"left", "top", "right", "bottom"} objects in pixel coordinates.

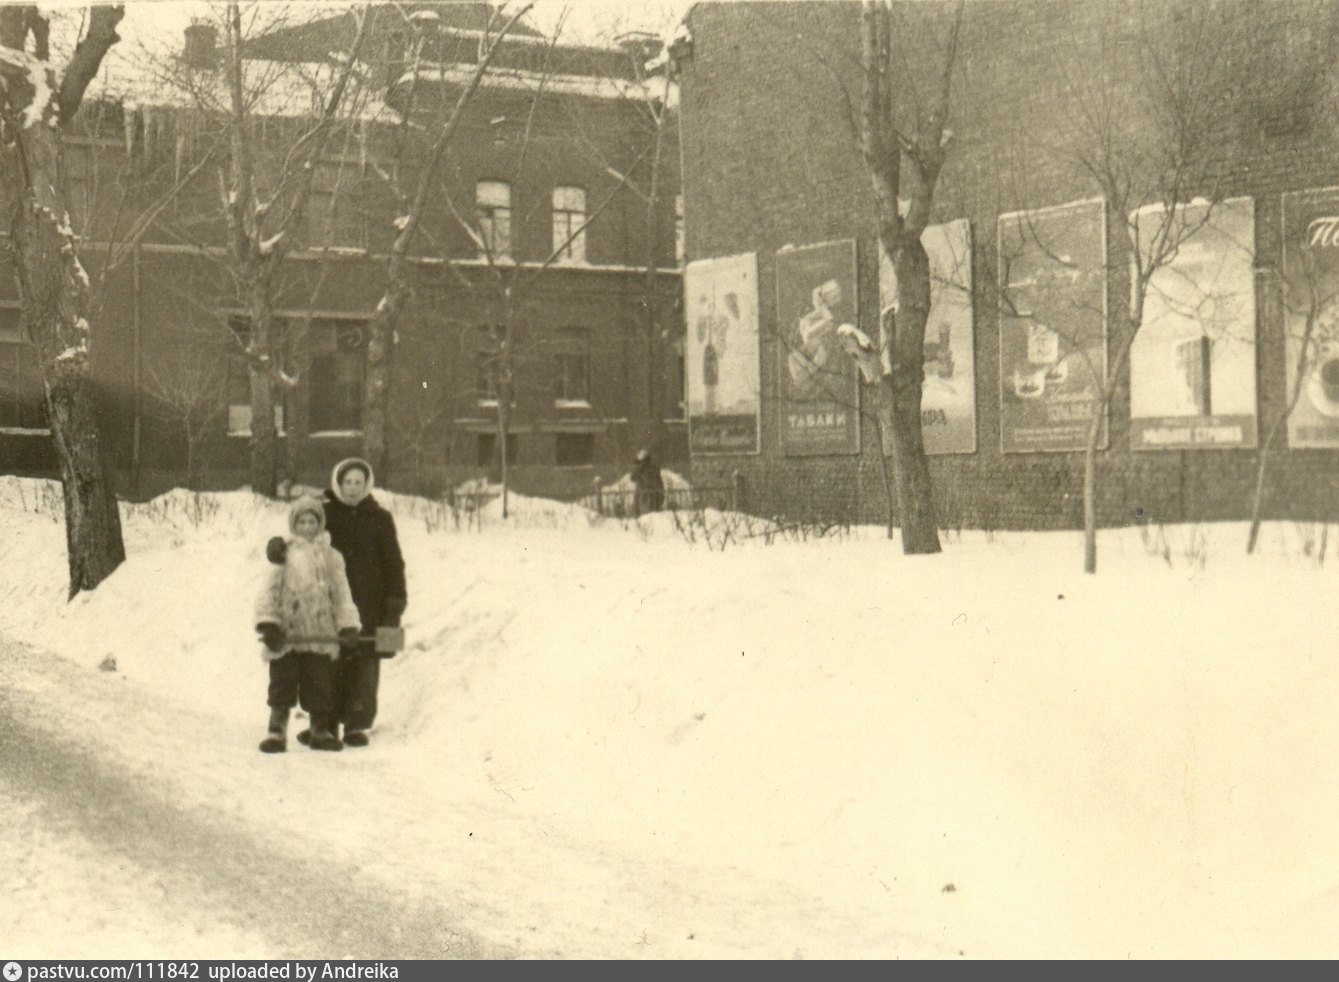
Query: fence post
[
  {"left": 593, "top": 475, "right": 603, "bottom": 515},
  {"left": 732, "top": 469, "right": 744, "bottom": 512}
]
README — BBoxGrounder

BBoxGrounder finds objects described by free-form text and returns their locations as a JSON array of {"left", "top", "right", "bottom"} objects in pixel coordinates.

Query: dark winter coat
[
  {"left": 631, "top": 457, "right": 666, "bottom": 514},
  {"left": 323, "top": 461, "right": 407, "bottom": 632}
]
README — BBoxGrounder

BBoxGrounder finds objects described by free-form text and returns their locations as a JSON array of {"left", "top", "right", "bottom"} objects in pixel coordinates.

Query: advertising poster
[
  {"left": 1282, "top": 188, "right": 1339, "bottom": 448},
  {"left": 997, "top": 199, "right": 1108, "bottom": 453},
  {"left": 1130, "top": 197, "right": 1257, "bottom": 450},
  {"left": 880, "top": 219, "right": 977, "bottom": 455},
  {"left": 776, "top": 239, "right": 861, "bottom": 456},
  {"left": 684, "top": 252, "right": 761, "bottom": 455}
]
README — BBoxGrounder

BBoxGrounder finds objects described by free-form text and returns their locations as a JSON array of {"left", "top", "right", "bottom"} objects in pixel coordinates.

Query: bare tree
[
  {"left": 146, "top": 2, "right": 372, "bottom": 497},
  {"left": 1247, "top": 193, "right": 1339, "bottom": 554},
  {"left": 564, "top": 23, "right": 682, "bottom": 447},
  {"left": 851, "top": 0, "right": 963, "bottom": 555},
  {"left": 1039, "top": 0, "right": 1240, "bottom": 573},
  {"left": 416, "top": 20, "right": 655, "bottom": 518},
  {"left": 142, "top": 327, "right": 229, "bottom": 489},
  {"left": 226, "top": 2, "right": 369, "bottom": 497},
  {"left": 359, "top": 1, "right": 535, "bottom": 480},
  {"left": 0, "top": 4, "right": 126, "bottom": 597}
]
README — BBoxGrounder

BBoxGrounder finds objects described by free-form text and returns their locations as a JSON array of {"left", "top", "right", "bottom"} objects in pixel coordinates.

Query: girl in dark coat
[{"left": 268, "top": 457, "right": 406, "bottom": 748}]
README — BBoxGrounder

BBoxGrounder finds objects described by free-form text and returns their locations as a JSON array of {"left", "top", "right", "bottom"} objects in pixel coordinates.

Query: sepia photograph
[{"left": 4, "top": 0, "right": 1339, "bottom": 962}]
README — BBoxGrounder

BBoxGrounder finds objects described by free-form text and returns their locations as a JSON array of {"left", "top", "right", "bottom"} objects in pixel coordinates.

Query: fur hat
[{"left": 288, "top": 495, "right": 327, "bottom": 535}]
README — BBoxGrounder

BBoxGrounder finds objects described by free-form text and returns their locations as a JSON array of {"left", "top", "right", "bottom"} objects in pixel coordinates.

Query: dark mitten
[
  {"left": 258, "top": 623, "right": 286, "bottom": 653},
  {"left": 383, "top": 596, "right": 406, "bottom": 627},
  {"left": 266, "top": 536, "right": 288, "bottom": 565},
  {"left": 337, "top": 626, "right": 360, "bottom": 651}
]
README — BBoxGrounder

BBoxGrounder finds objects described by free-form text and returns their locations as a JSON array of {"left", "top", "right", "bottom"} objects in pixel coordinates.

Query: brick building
[
  {"left": 0, "top": 3, "right": 683, "bottom": 497},
  {"left": 676, "top": 0, "right": 1339, "bottom": 529}
]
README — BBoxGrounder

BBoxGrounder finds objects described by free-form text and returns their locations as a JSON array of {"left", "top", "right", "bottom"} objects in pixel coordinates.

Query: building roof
[{"left": 242, "top": 3, "right": 546, "bottom": 63}]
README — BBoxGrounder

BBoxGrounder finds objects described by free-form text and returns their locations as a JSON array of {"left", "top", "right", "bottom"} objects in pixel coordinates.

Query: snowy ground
[{"left": 4, "top": 475, "right": 1339, "bottom": 958}]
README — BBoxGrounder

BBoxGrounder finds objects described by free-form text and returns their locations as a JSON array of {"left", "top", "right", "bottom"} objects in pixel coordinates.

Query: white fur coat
[{"left": 255, "top": 531, "right": 361, "bottom": 660}]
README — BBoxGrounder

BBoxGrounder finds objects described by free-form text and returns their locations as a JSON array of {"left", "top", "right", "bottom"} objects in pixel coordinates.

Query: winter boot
[
  {"left": 342, "top": 729, "right": 370, "bottom": 748},
  {"left": 308, "top": 714, "right": 343, "bottom": 752},
  {"left": 258, "top": 707, "right": 289, "bottom": 754}
]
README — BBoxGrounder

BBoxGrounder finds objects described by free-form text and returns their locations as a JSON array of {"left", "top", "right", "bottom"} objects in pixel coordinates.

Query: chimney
[{"left": 183, "top": 21, "right": 218, "bottom": 71}]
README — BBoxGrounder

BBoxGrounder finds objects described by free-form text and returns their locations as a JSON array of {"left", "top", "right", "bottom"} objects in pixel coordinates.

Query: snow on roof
[
  {"left": 398, "top": 60, "right": 674, "bottom": 104},
  {"left": 89, "top": 46, "right": 398, "bottom": 124}
]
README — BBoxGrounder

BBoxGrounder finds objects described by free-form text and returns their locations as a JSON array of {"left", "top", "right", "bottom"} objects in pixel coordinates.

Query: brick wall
[{"left": 680, "top": 0, "right": 1339, "bottom": 529}]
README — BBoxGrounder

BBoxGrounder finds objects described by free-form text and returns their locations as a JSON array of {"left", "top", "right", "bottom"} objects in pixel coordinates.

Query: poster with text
[
  {"left": 685, "top": 252, "right": 761, "bottom": 455},
  {"left": 880, "top": 219, "right": 977, "bottom": 455},
  {"left": 776, "top": 239, "right": 861, "bottom": 456},
  {"left": 1130, "top": 197, "right": 1257, "bottom": 451},
  {"left": 1282, "top": 188, "right": 1339, "bottom": 448},
  {"left": 997, "top": 199, "right": 1108, "bottom": 453}
]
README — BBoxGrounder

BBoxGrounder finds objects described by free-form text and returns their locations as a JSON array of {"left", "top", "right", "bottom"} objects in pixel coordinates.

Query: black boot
[
  {"left": 308, "top": 713, "right": 342, "bottom": 752},
  {"left": 258, "top": 706, "right": 289, "bottom": 754}
]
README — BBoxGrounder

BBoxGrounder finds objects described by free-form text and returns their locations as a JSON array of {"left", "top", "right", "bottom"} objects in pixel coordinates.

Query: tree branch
[{"left": 58, "top": 6, "right": 124, "bottom": 125}]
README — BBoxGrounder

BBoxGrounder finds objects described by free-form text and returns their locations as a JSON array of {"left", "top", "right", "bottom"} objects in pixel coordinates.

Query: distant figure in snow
[
  {"left": 255, "top": 495, "right": 361, "bottom": 754},
  {"left": 267, "top": 458, "right": 407, "bottom": 749},
  {"left": 631, "top": 449, "right": 665, "bottom": 516}
]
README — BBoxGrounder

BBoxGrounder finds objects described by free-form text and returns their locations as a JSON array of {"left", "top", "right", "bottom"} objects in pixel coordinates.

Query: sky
[{"left": 92, "top": 0, "right": 696, "bottom": 52}]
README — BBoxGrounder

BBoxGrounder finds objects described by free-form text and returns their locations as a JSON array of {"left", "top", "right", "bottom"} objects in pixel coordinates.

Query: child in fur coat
[{"left": 254, "top": 495, "right": 361, "bottom": 753}]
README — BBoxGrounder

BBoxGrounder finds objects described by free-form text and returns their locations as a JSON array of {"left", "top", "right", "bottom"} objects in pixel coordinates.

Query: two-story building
[{"left": 1, "top": 2, "right": 684, "bottom": 498}]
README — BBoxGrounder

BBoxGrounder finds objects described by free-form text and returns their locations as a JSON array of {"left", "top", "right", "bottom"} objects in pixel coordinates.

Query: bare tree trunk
[
  {"left": 642, "top": 76, "right": 669, "bottom": 449},
  {"left": 3, "top": 4, "right": 126, "bottom": 598},
  {"left": 362, "top": 4, "right": 533, "bottom": 480},
  {"left": 1246, "top": 417, "right": 1287, "bottom": 556},
  {"left": 858, "top": 0, "right": 957, "bottom": 556},
  {"left": 886, "top": 244, "right": 941, "bottom": 554},
  {"left": 245, "top": 281, "right": 279, "bottom": 496},
  {"left": 1083, "top": 413, "right": 1100, "bottom": 574},
  {"left": 497, "top": 375, "right": 511, "bottom": 520},
  {"left": 1248, "top": 279, "right": 1316, "bottom": 555},
  {"left": 875, "top": 410, "right": 897, "bottom": 540}
]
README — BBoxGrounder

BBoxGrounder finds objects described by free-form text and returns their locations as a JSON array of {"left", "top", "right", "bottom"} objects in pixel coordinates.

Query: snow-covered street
[{"left": 5, "top": 477, "right": 1339, "bottom": 958}]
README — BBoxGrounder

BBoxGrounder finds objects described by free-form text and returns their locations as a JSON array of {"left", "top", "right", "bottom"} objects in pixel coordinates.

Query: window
[
  {"left": 674, "top": 193, "right": 685, "bottom": 265},
  {"left": 476, "top": 180, "right": 512, "bottom": 259},
  {"left": 474, "top": 324, "right": 508, "bottom": 405},
  {"left": 554, "top": 327, "right": 590, "bottom": 404},
  {"left": 0, "top": 305, "right": 46, "bottom": 432},
  {"left": 307, "top": 158, "right": 365, "bottom": 248},
  {"left": 476, "top": 431, "right": 518, "bottom": 466},
  {"left": 554, "top": 432, "right": 594, "bottom": 466},
  {"left": 226, "top": 316, "right": 286, "bottom": 437},
  {"left": 552, "top": 186, "right": 587, "bottom": 263},
  {"left": 309, "top": 319, "right": 367, "bottom": 432}
]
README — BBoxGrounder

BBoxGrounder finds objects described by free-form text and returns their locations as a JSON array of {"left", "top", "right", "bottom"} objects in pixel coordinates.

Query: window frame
[
  {"left": 225, "top": 315, "right": 287, "bottom": 438},
  {"left": 553, "top": 326, "right": 591, "bottom": 407},
  {"left": 307, "top": 318, "right": 369, "bottom": 435},
  {"left": 0, "top": 303, "right": 48, "bottom": 434},
  {"left": 476, "top": 179, "right": 513, "bottom": 260},
  {"left": 551, "top": 185, "right": 588, "bottom": 264}
]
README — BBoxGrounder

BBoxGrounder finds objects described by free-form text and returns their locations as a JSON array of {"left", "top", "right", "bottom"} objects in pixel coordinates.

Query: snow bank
[{"left": 6, "top": 477, "right": 1339, "bottom": 956}]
